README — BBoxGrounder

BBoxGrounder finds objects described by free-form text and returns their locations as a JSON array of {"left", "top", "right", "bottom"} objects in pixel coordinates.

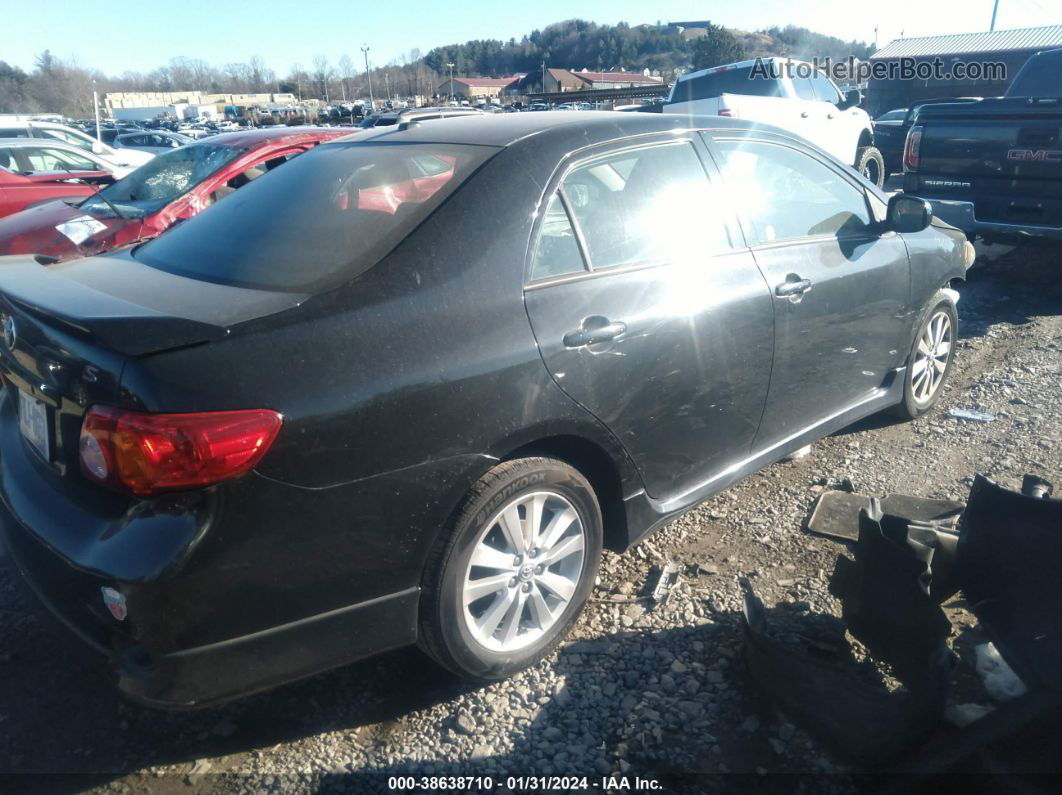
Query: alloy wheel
[
  {"left": 462, "top": 491, "right": 586, "bottom": 652},
  {"left": 911, "top": 310, "right": 952, "bottom": 405}
]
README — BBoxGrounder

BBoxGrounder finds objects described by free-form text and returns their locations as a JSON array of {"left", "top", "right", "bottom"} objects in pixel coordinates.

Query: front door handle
[
  {"left": 563, "top": 320, "right": 627, "bottom": 348},
  {"left": 800, "top": 111, "right": 810, "bottom": 118},
  {"left": 775, "top": 278, "right": 813, "bottom": 297}
]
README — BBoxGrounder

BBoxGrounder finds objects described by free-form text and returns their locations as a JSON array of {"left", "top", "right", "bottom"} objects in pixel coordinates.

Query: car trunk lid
[{"left": 0, "top": 252, "right": 307, "bottom": 485}]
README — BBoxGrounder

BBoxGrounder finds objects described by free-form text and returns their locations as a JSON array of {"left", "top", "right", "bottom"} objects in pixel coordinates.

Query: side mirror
[
  {"left": 91, "top": 141, "right": 105, "bottom": 154},
  {"left": 887, "top": 194, "right": 933, "bottom": 233}
]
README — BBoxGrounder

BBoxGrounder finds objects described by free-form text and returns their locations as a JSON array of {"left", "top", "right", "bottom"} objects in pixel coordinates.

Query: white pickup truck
[{"left": 664, "top": 57, "right": 884, "bottom": 187}]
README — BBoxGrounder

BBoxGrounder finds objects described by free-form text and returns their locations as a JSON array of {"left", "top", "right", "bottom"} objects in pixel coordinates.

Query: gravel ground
[{"left": 1, "top": 240, "right": 1059, "bottom": 794}]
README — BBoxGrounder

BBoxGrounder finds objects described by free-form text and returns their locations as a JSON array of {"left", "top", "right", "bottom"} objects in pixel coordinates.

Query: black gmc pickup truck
[{"left": 903, "top": 48, "right": 1062, "bottom": 242}]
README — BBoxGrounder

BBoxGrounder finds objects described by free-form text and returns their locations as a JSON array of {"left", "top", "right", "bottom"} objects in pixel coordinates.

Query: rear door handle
[
  {"left": 800, "top": 111, "right": 810, "bottom": 118},
  {"left": 775, "top": 278, "right": 813, "bottom": 297},
  {"left": 563, "top": 320, "right": 627, "bottom": 348}
]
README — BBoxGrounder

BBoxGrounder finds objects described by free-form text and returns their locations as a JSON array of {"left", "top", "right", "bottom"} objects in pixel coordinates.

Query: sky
[{"left": 5, "top": 0, "right": 1059, "bottom": 77}]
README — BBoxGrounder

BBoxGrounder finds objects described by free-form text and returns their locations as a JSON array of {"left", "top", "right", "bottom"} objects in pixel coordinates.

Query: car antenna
[{"left": 51, "top": 157, "right": 126, "bottom": 220}]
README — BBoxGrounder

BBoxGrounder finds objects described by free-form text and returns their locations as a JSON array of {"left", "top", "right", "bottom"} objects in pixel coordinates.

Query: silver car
[
  {"left": 0, "top": 137, "right": 136, "bottom": 179},
  {"left": 113, "top": 131, "right": 194, "bottom": 154}
]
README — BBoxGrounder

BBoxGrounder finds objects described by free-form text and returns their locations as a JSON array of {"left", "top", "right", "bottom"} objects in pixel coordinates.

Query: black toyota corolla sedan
[{"left": 0, "top": 113, "right": 973, "bottom": 707}]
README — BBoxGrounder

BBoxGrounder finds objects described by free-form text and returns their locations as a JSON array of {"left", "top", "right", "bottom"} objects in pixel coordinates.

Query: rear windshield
[
  {"left": 134, "top": 141, "right": 497, "bottom": 292},
  {"left": 1009, "top": 50, "right": 1062, "bottom": 98},
  {"left": 670, "top": 66, "right": 782, "bottom": 103},
  {"left": 80, "top": 143, "right": 247, "bottom": 219}
]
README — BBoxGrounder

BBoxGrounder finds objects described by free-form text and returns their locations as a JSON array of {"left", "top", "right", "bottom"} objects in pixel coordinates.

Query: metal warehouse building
[{"left": 867, "top": 24, "right": 1062, "bottom": 116}]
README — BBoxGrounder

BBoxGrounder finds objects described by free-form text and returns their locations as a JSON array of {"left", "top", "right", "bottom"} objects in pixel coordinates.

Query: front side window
[
  {"left": 792, "top": 78, "right": 817, "bottom": 101},
  {"left": 80, "top": 143, "right": 247, "bottom": 219},
  {"left": 135, "top": 141, "right": 497, "bottom": 292},
  {"left": 560, "top": 142, "right": 731, "bottom": 270},
  {"left": 713, "top": 138, "right": 871, "bottom": 244},
  {"left": 21, "top": 146, "right": 98, "bottom": 173},
  {"left": 811, "top": 73, "right": 842, "bottom": 104}
]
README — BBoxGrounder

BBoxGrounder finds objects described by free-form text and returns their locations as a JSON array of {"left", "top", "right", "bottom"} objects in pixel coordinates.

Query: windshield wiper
[{"left": 51, "top": 160, "right": 126, "bottom": 220}]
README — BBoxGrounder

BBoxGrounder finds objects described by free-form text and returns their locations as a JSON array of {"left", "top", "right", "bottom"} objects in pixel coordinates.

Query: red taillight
[
  {"left": 79, "top": 406, "right": 282, "bottom": 496},
  {"left": 718, "top": 107, "right": 740, "bottom": 118},
  {"left": 904, "top": 126, "right": 923, "bottom": 171}
]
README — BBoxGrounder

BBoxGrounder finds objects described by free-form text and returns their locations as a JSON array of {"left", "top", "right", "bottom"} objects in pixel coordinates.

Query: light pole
[
  {"left": 92, "top": 79, "right": 101, "bottom": 142},
  {"left": 362, "top": 46, "right": 374, "bottom": 110},
  {"left": 446, "top": 62, "right": 455, "bottom": 104}
]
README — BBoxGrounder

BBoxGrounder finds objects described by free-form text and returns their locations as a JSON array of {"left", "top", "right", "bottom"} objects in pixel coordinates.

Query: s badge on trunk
[
  {"left": 101, "top": 586, "right": 128, "bottom": 621},
  {"left": 1, "top": 313, "right": 14, "bottom": 350}
]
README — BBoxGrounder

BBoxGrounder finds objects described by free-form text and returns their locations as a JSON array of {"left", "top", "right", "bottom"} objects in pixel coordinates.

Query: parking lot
[{"left": 1, "top": 239, "right": 1058, "bottom": 792}]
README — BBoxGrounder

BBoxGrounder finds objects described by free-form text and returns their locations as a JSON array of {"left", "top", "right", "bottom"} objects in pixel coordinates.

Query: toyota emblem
[{"left": 1, "top": 314, "right": 14, "bottom": 350}]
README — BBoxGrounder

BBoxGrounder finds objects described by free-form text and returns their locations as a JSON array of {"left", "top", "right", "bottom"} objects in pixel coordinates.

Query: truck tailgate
[{"left": 911, "top": 100, "right": 1062, "bottom": 228}]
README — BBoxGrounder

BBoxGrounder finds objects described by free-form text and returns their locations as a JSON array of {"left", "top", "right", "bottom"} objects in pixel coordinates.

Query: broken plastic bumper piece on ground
[
  {"left": 741, "top": 499, "right": 953, "bottom": 766},
  {"left": 742, "top": 474, "right": 1061, "bottom": 773}
]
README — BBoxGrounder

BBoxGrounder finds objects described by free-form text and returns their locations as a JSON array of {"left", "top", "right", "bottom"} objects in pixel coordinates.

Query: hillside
[{"left": 423, "top": 20, "right": 874, "bottom": 79}]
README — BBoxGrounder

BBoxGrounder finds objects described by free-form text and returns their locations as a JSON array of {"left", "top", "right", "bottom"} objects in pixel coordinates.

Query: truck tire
[{"left": 854, "top": 146, "right": 885, "bottom": 188}]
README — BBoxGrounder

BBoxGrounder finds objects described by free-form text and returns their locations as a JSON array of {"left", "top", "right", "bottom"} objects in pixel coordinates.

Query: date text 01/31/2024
[{"left": 387, "top": 775, "right": 663, "bottom": 790}]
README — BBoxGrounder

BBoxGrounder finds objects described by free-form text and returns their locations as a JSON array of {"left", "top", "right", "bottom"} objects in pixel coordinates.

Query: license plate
[{"left": 17, "top": 390, "right": 50, "bottom": 460}]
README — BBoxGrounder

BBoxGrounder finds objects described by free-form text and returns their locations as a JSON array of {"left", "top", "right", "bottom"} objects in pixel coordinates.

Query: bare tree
[
  {"left": 248, "top": 55, "right": 275, "bottom": 93},
  {"left": 167, "top": 57, "right": 196, "bottom": 90},
  {"left": 337, "top": 54, "right": 354, "bottom": 102},
  {"left": 189, "top": 58, "right": 217, "bottom": 90},
  {"left": 221, "top": 62, "right": 250, "bottom": 93},
  {"left": 310, "top": 55, "right": 334, "bottom": 101},
  {"left": 288, "top": 62, "right": 308, "bottom": 100}
]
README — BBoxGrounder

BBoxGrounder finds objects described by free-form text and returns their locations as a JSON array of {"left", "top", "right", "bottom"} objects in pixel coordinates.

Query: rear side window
[
  {"left": 1009, "top": 50, "right": 1062, "bottom": 97},
  {"left": 135, "top": 141, "right": 497, "bottom": 292},
  {"left": 713, "top": 138, "right": 871, "bottom": 243},
  {"left": 0, "top": 127, "right": 30, "bottom": 138},
  {"left": 530, "top": 193, "right": 585, "bottom": 280},
  {"left": 670, "top": 67, "right": 782, "bottom": 103},
  {"left": 39, "top": 127, "right": 92, "bottom": 150},
  {"left": 21, "top": 146, "right": 97, "bottom": 173},
  {"left": 560, "top": 142, "right": 732, "bottom": 270}
]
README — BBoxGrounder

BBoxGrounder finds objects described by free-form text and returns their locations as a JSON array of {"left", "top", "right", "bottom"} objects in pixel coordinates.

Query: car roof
[
  {"left": 0, "top": 137, "right": 97, "bottom": 151},
  {"left": 118, "top": 127, "right": 346, "bottom": 149},
  {"left": 327, "top": 111, "right": 751, "bottom": 149}
]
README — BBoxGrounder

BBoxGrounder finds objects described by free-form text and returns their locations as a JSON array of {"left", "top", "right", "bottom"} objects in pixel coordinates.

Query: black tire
[
  {"left": 855, "top": 145, "right": 885, "bottom": 188},
  {"left": 891, "top": 291, "right": 959, "bottom": 420},
  {"left": 418, "top": 456, "right": 603, "bottom": 681}
]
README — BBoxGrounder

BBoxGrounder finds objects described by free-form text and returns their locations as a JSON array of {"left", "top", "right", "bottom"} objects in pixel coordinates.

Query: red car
[
  {"left": 0, "top": 143, "right": 115, "bottom": 219},
  {"left": 0, "top": 128, "right": 349, "bottom": 261}
]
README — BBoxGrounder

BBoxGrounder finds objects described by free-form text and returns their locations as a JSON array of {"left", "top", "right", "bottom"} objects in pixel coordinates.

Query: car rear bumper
[
  {"left": 0, "top": 502, "right": 419, "bottom": 708},
  {"left": 0, "top": 383, "right": 422, "bottom": 708},
  {"left": 926, "top": 199, "right": 1062, "bottom": 241}
]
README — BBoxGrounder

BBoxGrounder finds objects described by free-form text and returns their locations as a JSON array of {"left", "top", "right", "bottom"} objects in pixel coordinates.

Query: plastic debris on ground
[{"left": 947, "top": 408, "right": 996, "bottom": 423}]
